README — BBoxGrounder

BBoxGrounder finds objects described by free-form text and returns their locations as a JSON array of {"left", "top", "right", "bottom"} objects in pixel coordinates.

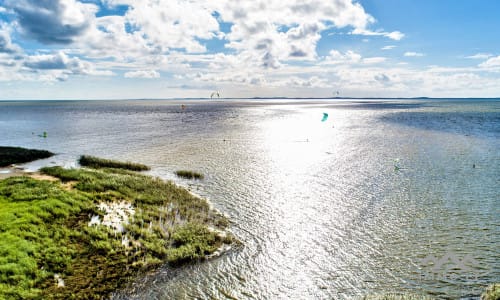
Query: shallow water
[{"left": 1, "top": 99, "right": 498, "bottom": 299}]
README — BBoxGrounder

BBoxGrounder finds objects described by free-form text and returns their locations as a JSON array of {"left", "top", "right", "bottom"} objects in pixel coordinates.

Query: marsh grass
[
  {"left": 0, "top": 146, "right": 54, "bottom": 167},
  {"left": 481, "top": 283, "right": 500, "bottom": 300},
  {"left": 78, "top": 155, "right": 150, "bottom": 171},
  {"left": 175, "top": 170, "right": 204, "bottom": 180},
  {"left": 1, "top": 160, "right": 231, "bottom": 299}
]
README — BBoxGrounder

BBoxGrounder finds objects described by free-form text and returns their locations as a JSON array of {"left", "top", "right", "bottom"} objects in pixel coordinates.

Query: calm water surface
[{"left": 0, "top": 99, "right": 498, "bottom": 299}]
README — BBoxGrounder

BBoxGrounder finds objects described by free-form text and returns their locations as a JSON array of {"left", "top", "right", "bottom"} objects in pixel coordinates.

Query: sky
[{"left": 0, "top": 0, "right": 500, "bottom": 99}]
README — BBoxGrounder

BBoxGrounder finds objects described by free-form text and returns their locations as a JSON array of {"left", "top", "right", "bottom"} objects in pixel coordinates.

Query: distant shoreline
[{"left": 1, "top": 97, "right": 500, "bottom": 102}]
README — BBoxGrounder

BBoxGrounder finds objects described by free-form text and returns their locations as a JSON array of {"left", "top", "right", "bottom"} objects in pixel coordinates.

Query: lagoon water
[{"left": 0, "top": 99, "right": 499, "bottom": 299}]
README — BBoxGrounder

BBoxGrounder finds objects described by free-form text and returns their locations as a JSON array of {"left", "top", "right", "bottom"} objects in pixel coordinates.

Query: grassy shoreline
[{"left": 0, "top": 150, "right": 233, "bottom": 299}]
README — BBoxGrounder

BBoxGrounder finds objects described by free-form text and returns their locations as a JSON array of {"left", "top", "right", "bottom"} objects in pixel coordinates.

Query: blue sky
[{"left": 1, "top": 0, "right": 499, "bottom": 99}]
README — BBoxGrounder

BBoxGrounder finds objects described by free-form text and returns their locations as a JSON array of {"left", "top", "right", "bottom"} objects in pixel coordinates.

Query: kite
[{"left": 321, "top": 113, "right": 329, "bottom": 122}]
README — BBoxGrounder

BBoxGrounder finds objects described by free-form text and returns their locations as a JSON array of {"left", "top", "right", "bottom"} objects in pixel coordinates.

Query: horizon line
[
  {"left": 0, "top": 96, "right": 500, "bottom": 102},
  {"left": 1, "top": 96, "right": 500, "bottom": 101}
]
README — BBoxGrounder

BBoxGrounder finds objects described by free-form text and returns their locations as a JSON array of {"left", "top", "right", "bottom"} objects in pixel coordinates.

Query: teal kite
[{"left": 321, "top": 113, "right": 329, "bottom": 122}]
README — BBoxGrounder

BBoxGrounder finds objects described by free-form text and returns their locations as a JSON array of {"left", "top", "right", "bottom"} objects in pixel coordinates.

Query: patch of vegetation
[
  {"left": 0, "top": 159, "right": 232, "bottom": 299},
  {"left": 78, "top": 155, "right": 150, "bottom": 171},
  {"left": 166, "top": 223, "right": 222, "bottom": 265},
  {"left": 175, "top": 170, "right": 204, "bottom": 180},
  {"left": 482, "top": 283, "right": 500, "bottom": 300},
  {"left": 0, "top": 146, "right": 54, "bottom": 167}
]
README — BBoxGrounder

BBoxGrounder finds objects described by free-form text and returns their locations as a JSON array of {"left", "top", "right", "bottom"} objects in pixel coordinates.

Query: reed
[
  {"left": 0, "top": 146, "right": 54, "bottom": 167},
  {"left": 78, "top": 155, "right": 150, "bottom": 171},
  {"left": 174, "top": 170, "right": 204, "bottom": 179}
]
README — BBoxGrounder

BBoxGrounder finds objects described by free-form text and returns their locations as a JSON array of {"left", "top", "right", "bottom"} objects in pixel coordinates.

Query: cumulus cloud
[
  {"left": 4, "top": 0, "right": 98, "bottom": 44},
  {"left": 23, "top": 51, "right": 93, "bottom": 73},
  {"left": 123, "top": 0, "right": 220, "bottom": 53},
  {"left": 2, "top": 0, "right": 404, "bottom": 75},
  {"left": 216, "top": 0, "right": 379, "bottom": 67},
  {"left": 479, "top": 55, "right": 500, "bottom": 68},
  {"left": 2, "top": 0, "right": 417, "bottom": 92},
  {"left": 22, "top": 51, "right": 114, "bottom": 80},
  {"left": 24, "top": 52, "right": 74, "bottom": 69},
  {"left": 325, "top": 50, "right": 361, "bottom": 64},
  {"left": 324, "top": 50, "right": 385, "bottom": 65},
  {"left": 0, "top": 25, "right": 22, "bottom": 54},
  {"left": 404, "top": 51, "right": 424, "bottom": 57},
  {"left": 124, "top": 70, "right": 160, "bottom": 78}
]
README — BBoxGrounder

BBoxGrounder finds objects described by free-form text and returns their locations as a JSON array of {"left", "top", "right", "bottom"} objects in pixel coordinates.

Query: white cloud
[
  {"left": 4, "top": 0, "right": 98, "bottom": 44},
  {"left": 324, "top": 50, "right": 362, "bottom": 64},
  {"left": 404, "top": 52, "right": 424, "bottom": 57},
  {"left": 323, "top": 50, "right": 385, "bottom": 65},
  {"left": 479, "top": 55, "right": 500, "bottom": 68},
  {"left": 216, "top": 0, "right": 377, "bottom": 67},
  {"left": 8, "top": 1, "right": 499, "bottom": 98},
  {"left": 124, "top": 70, "right": 160, "bottom": 78},
  {"left": 381, "top": 45, "right": 396, "bottom": 50},
  {"left": 0, "top": 24, "right": 22, "bottom": 54},
  {"left": 123, "top": 0, "right": 219, "bottom": 53},
  {"left": 363, "top": 57, "right": 386, "bottom": 64},
  {"left": 351, "top": 29, "right": 404, "bottom": 40},
  {"left": 1, "top": 0, "right": 406, "bottom": 84},
  {"left": 465, "top": 53, "right": 492, "bottom": 59},
  {"left": 22, "top": 51, "right": 114, "bottom": 81},
  {"left": 385, "top": 31, "right": 405, "bottom": 40}
]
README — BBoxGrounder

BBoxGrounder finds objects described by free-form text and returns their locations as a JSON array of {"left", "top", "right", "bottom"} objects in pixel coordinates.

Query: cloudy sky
[{"left": 1, "top": 0, "right": 499, "bottom": 99}]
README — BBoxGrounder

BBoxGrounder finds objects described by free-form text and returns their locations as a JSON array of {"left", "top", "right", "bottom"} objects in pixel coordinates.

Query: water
[{"left": 1, "top": 99, "right": 498, "bottom": 299}]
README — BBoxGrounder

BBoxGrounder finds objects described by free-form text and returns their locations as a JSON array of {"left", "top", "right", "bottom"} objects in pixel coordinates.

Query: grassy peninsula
[
  {"left": 0, "top": 146, "right": 54, "bottom": 167},
  {"left": 0, "top": 153, "right": 233, "bottom": 299}
]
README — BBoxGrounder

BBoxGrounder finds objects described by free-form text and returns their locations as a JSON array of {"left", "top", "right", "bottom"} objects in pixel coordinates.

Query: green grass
[
  {"left": 174, "top": 170, "right": 204, "bottom": 180},
  {"left": 482, "top": 283, "right": 500, "bottom": 300},
  {"left": 78, "top": 155, "right": 150, "bottom": 171},
  {"left": 0, "top": 146, "right": 54, "bottom": 167},
  {"left": 0, "top": 159, "right": 232, "bottom": 299}
]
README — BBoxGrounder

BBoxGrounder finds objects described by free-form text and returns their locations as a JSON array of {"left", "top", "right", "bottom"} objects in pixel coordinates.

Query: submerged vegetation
[
  {"left": 0, "top": 157, "right": 232, "bottom": 299},
  {"left": 175, "top": 170, "right": 204, "bottom": 180},
  {"left": 78, "top": 155, "right": 150, "bottom": 171},
  {"left": 0, "top": 146, "right": 54, "bottom": 167}
]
